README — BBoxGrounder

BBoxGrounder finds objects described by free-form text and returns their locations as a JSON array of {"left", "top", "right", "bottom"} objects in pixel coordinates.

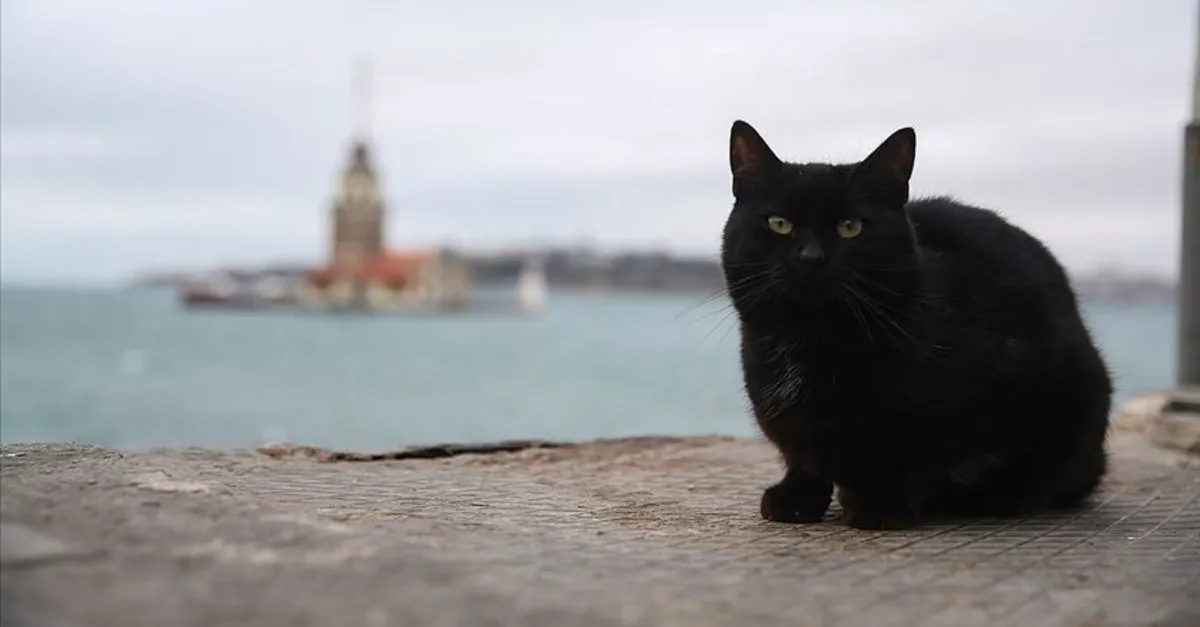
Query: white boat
[{"left": 516, "top": 257, "right": 547, "bottom": 315}]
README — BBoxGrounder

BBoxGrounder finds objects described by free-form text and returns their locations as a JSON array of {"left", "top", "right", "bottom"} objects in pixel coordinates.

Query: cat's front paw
[
  {"left": 838, "top": 489, "right": 921, "bottom": 530},
  {"left": 760, "top": 478, "right": 832, "bottom": 524}
]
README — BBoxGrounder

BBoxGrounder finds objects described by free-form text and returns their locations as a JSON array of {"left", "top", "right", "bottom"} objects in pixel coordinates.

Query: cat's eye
[
  {"left": 766, "top": 216, "right": 794, "bottom": 235},
  {"left": 836, "top": 219, "right": 863, "bottom": 239}
]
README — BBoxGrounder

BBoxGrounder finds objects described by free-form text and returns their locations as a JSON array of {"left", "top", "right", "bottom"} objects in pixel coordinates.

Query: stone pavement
[{"left": 2, "top": 429, "right": 1198, "bottom": 627}]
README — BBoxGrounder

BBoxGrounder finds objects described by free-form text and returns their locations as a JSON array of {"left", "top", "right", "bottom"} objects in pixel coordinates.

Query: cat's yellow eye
[
  {"left": 766, "top": 216, "right": 794, "bottom": 235},
  {"left": 836, "top": 218, "right": 863, "bottom": 239}
]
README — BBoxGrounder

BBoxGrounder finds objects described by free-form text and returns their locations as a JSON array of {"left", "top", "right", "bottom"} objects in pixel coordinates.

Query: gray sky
[{"left": 1, "top": 0, "right": 1194, "bottom": 283}]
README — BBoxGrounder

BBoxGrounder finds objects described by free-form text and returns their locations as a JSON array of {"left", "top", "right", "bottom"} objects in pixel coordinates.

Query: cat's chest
[
  {"left": 755, "top": 354, "right": 811, "bottom": 412},
  {"left": 744, "top": 343, "right": 860, "bottom": 416}
]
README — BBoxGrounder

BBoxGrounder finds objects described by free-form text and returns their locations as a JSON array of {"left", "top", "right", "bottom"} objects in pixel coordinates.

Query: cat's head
[{"left": 720, "top": 121, "right": 920, "bottom": 321}]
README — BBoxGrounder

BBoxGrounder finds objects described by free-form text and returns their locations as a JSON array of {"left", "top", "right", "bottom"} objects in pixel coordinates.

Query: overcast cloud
[{"left": 0, "top": 0, "right": 1194, "bottom": 283}]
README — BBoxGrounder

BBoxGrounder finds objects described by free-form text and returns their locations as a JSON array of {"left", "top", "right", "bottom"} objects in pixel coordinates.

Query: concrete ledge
[
  {"left": 0, "top": 523, "right": 102, "bottom": 567},
  {"left": 1116, "top": 388, "right": 1200, "bottom": 456},
  {"left": 2, "top": 430, "right": 1198, "bottom": 627},
  {"left": 1165, "top": 387, "right": 1200, "bottom": 414}
]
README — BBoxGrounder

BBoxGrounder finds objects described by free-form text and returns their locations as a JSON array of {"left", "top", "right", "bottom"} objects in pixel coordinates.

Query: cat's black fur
[{"left": 720, "top": 121, "right": 1112, "bottom": 530}]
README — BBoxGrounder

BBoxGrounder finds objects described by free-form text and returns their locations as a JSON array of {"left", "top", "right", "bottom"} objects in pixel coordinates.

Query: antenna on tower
[{"left": 352, "top": 55, "right": 373, "bottom": 142}]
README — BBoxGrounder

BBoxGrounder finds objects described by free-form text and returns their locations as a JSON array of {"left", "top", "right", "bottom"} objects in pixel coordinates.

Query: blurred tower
[
  {"left": 1180, "top": 5, "right": 1200, "bottom": 388},
  {"left": 330, "top": 59, "right": 385, "bottom": 284}
]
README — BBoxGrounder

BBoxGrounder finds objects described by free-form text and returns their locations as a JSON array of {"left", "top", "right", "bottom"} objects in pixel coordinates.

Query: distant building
[
  {"left": 301, "top": 140, "right": 471, "bottom": 310},
  {"left": 177, "top": 61, "right": 471, "bottom": 312},
  {"left": 330, "top": 142, "right": 385, "bottom": 279}
]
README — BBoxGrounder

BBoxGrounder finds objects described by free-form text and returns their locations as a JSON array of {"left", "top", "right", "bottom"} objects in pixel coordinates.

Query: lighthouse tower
[{"left": 329, "top": 59, "right": 385, "bottom": 282}]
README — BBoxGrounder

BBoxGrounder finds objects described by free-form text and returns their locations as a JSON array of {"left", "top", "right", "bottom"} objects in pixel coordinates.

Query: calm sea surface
[{"left": 0, "top": 286, "right": 1178, "bottom": 450}]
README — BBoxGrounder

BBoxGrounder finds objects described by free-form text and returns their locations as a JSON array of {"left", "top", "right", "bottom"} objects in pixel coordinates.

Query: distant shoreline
[
  {"left": 126, "top": 248, "right": 1178, "bottom": 305},
  {"left": 2, "top": 251, "right": 1176, "bottom": 305}
]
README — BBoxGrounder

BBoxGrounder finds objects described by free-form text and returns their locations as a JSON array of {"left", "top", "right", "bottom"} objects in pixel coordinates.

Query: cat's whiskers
[
  {"left": 842, "top": 267, "right": 947, "bottom": 314},
  {"left": 675, "top": 261, "right": 768, "bottom": 315},
  {"left": 732, "top": 277, "right": 778, "bottom": 315},
  {"left": 724, "top": 269, "right": 777, "bottom": 308},
  {"left": 693, "top": 269, "right": 778, "bottom": 342},
  {"left": 676, "top": 267, "right": 769, "bottom": 329},
  {"left": 700, "top": 308, "right": 740, "bottom": 343},
  {"left": 840, "top": 282, "right": 916, "bottom": 348},
  {"left": 838, "top": 287, "right": 876, "bottom": 348},
  {"left": 675, "top": 290, "right": 735, "bottom": 322},
  {"left": 834, "top": 264, "right": 937, "bottom": 318}
]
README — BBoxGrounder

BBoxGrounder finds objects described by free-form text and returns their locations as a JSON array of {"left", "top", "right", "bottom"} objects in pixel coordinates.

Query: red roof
[{"left": 307, "top": 250, "right": 435, "bottom": 288}]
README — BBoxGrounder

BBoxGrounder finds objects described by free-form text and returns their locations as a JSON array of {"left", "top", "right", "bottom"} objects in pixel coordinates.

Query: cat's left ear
[
  {"left": 730, "top": 120, "right": 782, "bottom": 196},
  {"left": 850, "top": 127, "right": 916, "bottom": 205}
]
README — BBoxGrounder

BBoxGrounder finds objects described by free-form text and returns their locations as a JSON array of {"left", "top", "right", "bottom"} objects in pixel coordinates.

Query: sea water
[{"left": 0, "top": 286, "right": 1176, "bottom": 450}]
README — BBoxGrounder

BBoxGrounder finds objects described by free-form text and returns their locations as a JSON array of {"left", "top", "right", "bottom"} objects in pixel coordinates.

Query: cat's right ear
[
  {"left": 850, "top": 127, "right": 916, "bottom": 205},
  {"left": 730, "top": 120, "right": 782, "bottom": 196}
]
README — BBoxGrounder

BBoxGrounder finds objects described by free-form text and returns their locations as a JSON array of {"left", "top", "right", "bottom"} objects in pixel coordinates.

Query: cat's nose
[{"left": 795, "top": 243, "right": 825, "bottom": 263}]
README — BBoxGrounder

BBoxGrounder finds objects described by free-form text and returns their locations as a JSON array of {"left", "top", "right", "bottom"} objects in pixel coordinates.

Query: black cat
[{"left": 720, "top": 121, "right": 1112, "bottom": 530}]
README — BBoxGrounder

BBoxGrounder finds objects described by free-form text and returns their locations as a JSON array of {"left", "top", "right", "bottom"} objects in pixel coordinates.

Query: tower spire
[{"left": 352, "top": 56, "right": 373, "bottom": 142}]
